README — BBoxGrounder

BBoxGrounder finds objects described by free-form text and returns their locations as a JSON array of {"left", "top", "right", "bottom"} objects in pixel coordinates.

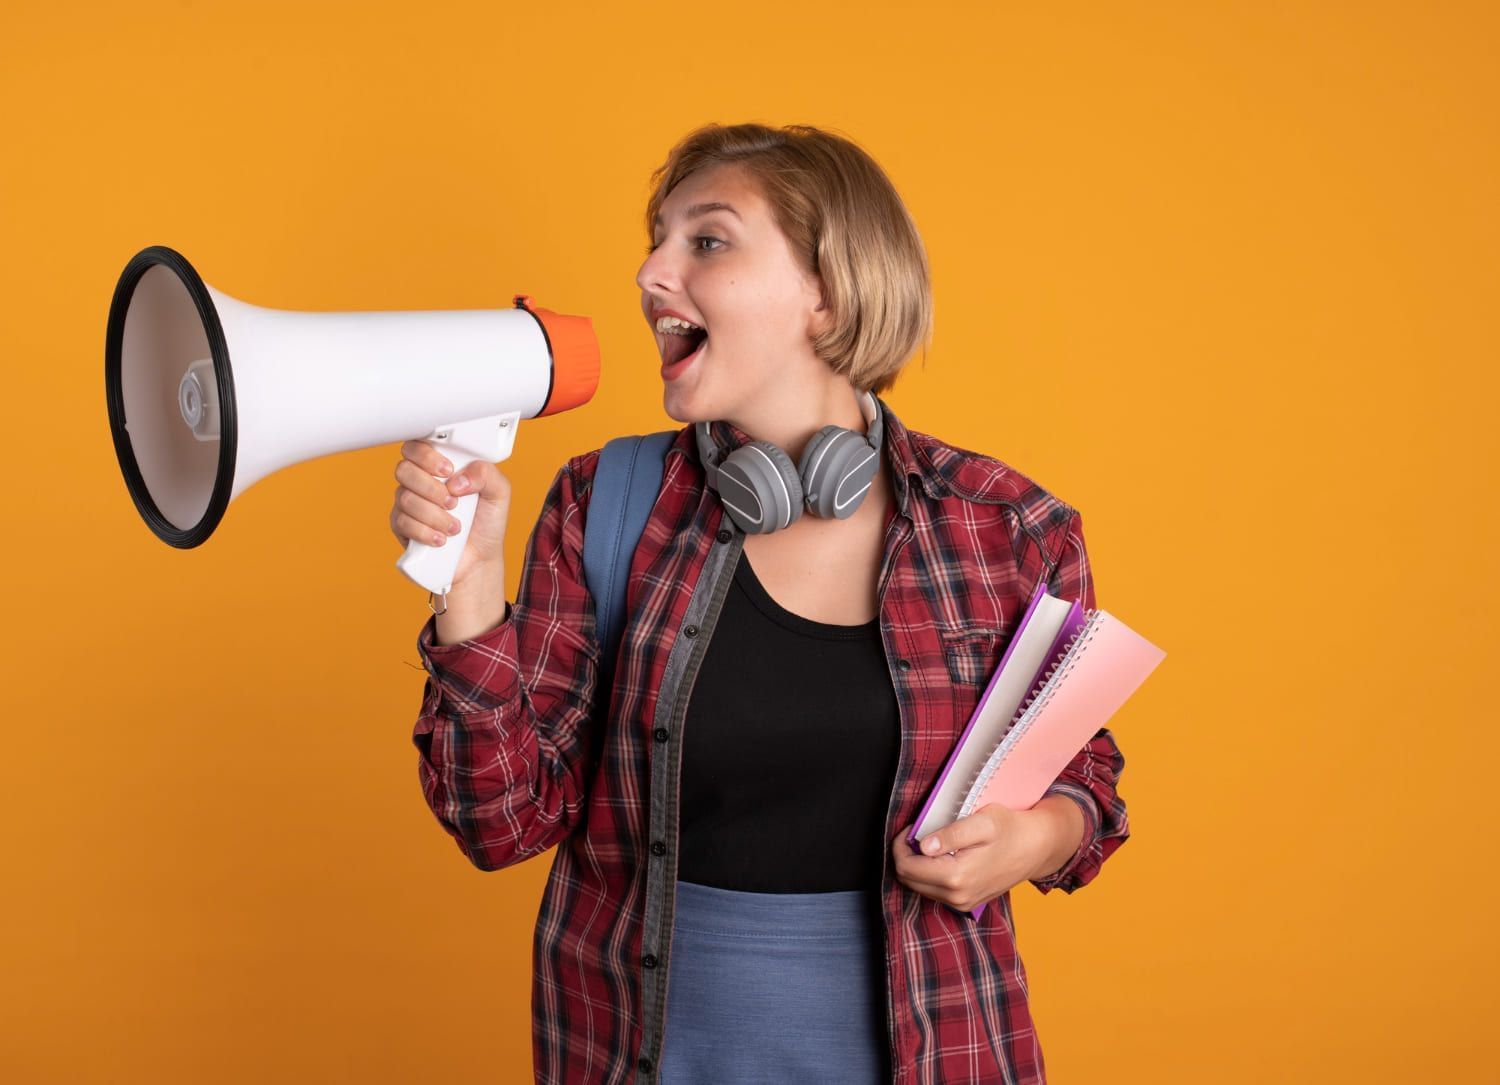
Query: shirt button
[
  {"left": 653, "top": 727, "right": 669, "bottom": 743},
  {"left": 683, "top": 625, "right": 699, "bottom": 638},
  {"left": 651, "top": 840, "right": 666, "bottom": 856},
  {"left": 643, "top": 953, "right": 659, "bottom": 969},
  {"left": 638, "top": 1057, "right": 654, "bottom": 1073},
  {"left": 716, "top": 528, "right": 732, "bottom": 543},
  {"left": 897, "top": 658, "right": 913, "bottom": 671}
]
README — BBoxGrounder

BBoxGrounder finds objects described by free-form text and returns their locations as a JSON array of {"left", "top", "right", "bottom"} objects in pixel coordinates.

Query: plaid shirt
[{"left": 412, "top": 394, "right": 1129, "bottom": 1084}]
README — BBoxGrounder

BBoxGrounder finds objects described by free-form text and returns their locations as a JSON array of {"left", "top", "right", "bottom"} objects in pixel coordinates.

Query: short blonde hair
[{"left": 644, "top": 122, "right": 933, "bottom": 396}]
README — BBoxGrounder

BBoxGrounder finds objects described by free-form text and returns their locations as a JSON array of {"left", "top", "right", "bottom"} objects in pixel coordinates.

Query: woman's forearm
[
  {"left": 433, "top": 566, "right": 508, "bottom": 646},
  {"left": 1026, "top": 795, "right": 1087, "bottom": 881}
]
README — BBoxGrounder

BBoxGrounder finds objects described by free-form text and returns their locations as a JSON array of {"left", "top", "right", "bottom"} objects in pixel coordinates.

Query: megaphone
[{"left": 105, "top": 245, "right": 599, "bottom": 595}]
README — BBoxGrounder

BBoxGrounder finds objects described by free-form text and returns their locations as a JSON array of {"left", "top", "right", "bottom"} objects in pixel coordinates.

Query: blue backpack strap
[{"left": 582, "top": 430, "right": 677, "bottom": 708}]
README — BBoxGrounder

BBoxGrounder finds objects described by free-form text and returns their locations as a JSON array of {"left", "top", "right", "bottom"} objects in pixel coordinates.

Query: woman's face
[{"left": 637, "top": 162, "right": 829, "bottom": 427}]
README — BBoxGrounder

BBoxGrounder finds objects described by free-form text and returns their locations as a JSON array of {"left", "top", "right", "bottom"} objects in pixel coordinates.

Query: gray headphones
[{"left": 695, "top": 390, "right": 885, "bottom": 535}]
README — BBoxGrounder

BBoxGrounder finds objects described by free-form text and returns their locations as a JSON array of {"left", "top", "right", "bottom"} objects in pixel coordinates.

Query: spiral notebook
[{"left": 909, "top": 577, "right": 1166, "bottom": 920}]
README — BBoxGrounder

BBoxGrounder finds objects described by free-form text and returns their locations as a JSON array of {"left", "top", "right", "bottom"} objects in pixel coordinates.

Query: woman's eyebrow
[{"left": 653, "top": 202, "right": 741, "bottom": 229}]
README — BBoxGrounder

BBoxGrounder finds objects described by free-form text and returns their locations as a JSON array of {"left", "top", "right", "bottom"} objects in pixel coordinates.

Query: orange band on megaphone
[{"left": 514, "top": 294, "right": 600, "bottom": 417}]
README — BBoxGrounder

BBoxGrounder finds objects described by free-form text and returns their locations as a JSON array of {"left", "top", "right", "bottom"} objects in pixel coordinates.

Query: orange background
[{"left": 2, "top": 1, "right": 1495, "bottom": 1081}]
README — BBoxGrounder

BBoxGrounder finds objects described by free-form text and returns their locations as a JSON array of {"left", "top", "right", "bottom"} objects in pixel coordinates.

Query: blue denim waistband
[{"left": 671, "top": 879, "right": 881, "bottom": 941}]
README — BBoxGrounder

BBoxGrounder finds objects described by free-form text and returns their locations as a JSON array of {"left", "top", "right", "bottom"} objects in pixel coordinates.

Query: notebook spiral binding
[{"left": 955, "top": 608, "right": 1106, "bottom": 821}]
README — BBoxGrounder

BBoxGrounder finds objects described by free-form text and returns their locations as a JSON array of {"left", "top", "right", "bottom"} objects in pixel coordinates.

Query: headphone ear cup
[
  {"left": 799, "top": 423, "right": 879, "bottom": 520},
  {"left": 717, "top": 439, "right": 804, "bottom": 534},
  {"left": 798, "top": 425, "right": 839, "bottom": 495}
]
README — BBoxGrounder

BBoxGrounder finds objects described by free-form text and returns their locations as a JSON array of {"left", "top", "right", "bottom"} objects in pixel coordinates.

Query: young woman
[{"left": 393, "top": 123, "right": 1129, "bottom": 1084}]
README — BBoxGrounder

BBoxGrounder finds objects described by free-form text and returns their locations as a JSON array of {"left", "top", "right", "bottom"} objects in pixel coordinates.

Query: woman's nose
[{"left": 636, "top": 246, "right": 679, "bottom": 294}]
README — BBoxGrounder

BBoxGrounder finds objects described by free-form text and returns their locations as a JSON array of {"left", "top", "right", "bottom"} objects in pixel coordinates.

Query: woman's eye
[{"left": 644, "top": 237, "right": 723, "bottom": 255}]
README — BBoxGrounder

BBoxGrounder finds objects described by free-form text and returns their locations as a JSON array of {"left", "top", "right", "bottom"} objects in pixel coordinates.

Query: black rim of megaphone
[{"left": 105, "top": 245, "right": 238, "bottom": 549}]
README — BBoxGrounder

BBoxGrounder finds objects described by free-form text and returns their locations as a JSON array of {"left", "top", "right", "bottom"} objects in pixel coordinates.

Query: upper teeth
[{"left": 655, "top": 316, "right": 702, "bottom": 334}]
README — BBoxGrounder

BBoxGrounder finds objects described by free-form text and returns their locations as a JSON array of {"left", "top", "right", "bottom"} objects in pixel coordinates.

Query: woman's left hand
[{"left": 891, "top": 804, "right": 1050, "bottom": 913}]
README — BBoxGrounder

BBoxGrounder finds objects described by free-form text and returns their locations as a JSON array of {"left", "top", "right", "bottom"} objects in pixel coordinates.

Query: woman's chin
[
  {"left": 661, "top": 382, "right": 702, "bottom": 421},
  {"left": 660, "top": 344, "right": 708, "bottom": 412}
]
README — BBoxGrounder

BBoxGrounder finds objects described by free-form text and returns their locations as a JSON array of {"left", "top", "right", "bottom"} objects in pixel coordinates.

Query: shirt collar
[{"left": 687, "top": 393, "right": 940, "bottom": 519}]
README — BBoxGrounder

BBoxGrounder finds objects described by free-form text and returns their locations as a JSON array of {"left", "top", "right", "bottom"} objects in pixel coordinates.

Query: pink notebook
[{"left": 909, "top": 579, "right": 1166, "bottom": 920}]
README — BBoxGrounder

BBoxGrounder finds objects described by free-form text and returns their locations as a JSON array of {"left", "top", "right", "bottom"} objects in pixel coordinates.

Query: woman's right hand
[{"left": 390, "top": 440, "right": 512, "bottom": 592}]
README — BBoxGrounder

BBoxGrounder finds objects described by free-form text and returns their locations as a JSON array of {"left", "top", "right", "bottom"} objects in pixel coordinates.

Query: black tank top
[{"left": 677, "top": 548, "right": 902, "bottom": 892}]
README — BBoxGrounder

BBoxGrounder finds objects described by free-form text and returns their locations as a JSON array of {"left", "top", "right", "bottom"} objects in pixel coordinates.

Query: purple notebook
[{"left": 907, "top": 577, "right": 1086, "bottom": 920}]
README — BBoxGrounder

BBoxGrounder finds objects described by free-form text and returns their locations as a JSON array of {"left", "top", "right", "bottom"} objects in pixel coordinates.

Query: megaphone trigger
[{"left": 394, "top": 412, "right": 522, "bottom": 596}]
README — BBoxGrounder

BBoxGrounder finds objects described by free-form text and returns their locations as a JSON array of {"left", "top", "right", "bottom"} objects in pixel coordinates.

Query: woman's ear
[{"left": 807, "top": 276, "right": 832, "bottom": 336}]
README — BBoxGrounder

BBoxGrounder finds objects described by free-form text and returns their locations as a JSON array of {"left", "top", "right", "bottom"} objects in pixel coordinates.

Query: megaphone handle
[{"left": 396, "top": 412, "right": 522, "bottom": 596}]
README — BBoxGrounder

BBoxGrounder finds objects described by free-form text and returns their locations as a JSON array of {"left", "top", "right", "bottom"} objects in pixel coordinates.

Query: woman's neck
[{"left": 726, "top": 384, "right": 872, "bottom": 463}]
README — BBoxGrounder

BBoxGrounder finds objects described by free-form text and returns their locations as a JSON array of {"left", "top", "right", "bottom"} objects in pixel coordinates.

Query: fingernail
[
  {"left": 451, "top": 477, "right": 467, "bottom": 492},
  {"left": 448, "top": 518, "right": 461, "bottom": 534},
  {"left": 444, "top": 496, "right": 457, "bottom": 509},
  {"left": 438, "top": 461, "right": 452, "bottom": 476},
  {"left": 923, "top": 837, "right": 940, "bottom": 854},
  {"left": 430, "top": 532, "right": 444, "bottom": 546}
]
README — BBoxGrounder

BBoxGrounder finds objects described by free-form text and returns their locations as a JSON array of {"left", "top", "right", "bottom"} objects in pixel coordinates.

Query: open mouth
[{"left": 662, "top": 326, "right": 708, "bottom": 368}]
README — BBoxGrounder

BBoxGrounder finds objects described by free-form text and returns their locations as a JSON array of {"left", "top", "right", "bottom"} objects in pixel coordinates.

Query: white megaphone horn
[{"left": 105, "top": 245, "right": 600, "bottom": 595}]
